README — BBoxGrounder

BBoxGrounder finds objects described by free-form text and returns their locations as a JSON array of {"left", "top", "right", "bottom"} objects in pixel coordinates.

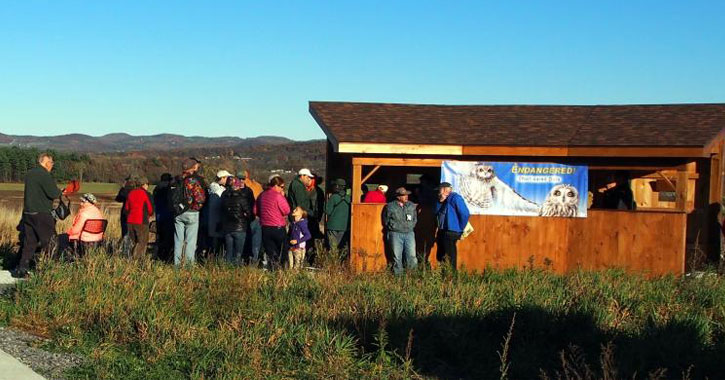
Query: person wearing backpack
[{"left": 171, "top": 158, "right": 208, "bottom": 267}]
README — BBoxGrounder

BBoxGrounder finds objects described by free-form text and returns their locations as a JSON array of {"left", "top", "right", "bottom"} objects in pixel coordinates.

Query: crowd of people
[
  {"left": 110, "top": 158, "right": 352, "bottom": 270},
  {"left": 12, "top": 152, "right": 472, "bottom": 277}
]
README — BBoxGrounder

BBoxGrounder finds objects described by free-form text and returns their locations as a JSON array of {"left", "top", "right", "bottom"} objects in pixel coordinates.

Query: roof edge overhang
[
  {"left": 309, "top": 104, "right": 338, "bottom": 148},
  {"left": 334, "top": 142, "right": 709, "bottom": 158}
]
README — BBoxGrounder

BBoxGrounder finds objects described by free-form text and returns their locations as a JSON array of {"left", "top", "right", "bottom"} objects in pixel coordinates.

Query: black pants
[
  {"left": 18, "top": 212, "right": 56, "bottom": 271},
  {"left": 156, "top": 219, "right": 174, "bottom": 263},
  {"left": 261, "top": 226, "right": 286, "bottom": 270},
  {"left": 436, "top": 230, "right": 462, "bottom": 269}
]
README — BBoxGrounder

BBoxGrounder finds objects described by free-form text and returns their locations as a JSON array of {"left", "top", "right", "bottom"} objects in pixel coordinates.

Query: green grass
[
  {"left": 0, "top": 250, "right": 724, "bottom": 380},
  {"left": 0, "top": 182, "right": 121, "bottom": 195}
]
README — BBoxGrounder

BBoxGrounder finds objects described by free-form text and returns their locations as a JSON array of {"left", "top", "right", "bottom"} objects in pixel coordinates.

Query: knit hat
[{"left": 81, "top": 193, "right": 97, "bottom": 204}]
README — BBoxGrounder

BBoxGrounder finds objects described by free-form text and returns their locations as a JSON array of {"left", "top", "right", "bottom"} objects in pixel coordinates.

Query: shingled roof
[{"left": 309, "top": 102, "right": 725, "bottom": 148}]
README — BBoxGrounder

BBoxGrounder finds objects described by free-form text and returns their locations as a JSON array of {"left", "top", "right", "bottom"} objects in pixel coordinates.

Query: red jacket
[
  {"left": 363, "top": 190, "right": 387, "bottom": 203},
  {"left": 125, "top": 188, "right": 154, "bottom": 225}
]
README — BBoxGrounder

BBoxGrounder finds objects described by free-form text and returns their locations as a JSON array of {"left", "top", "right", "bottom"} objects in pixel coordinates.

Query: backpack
[{"left": 168, "top": 178, "right": 190, "bottom": 216}]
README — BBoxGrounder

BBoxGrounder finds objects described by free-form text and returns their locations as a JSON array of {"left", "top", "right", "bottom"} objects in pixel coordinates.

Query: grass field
[
  {"left": 0, "top": 245, "right": 724, "bottom": 379},
  {"left": 0, "top": 182, "right": 122, "bottom": 194},
  {"left": 0, "top": 195, "right": 723, "bottom": 379}
]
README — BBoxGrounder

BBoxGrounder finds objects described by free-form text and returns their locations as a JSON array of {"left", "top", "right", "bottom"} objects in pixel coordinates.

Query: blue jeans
[
  {"left": 225, "top": 231, "right": 247, "bottom": 265},
  {"left": 174, "top": 211, "right": 199, "bottom": 267},
  {"left": 387, "top": 231, "right": 418, "bottom": 275},
  {"left": 249, "top": 218, "right": 262, "bottom": 264}
]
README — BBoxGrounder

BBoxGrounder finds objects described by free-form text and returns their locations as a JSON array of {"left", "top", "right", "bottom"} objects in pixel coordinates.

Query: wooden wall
[{"left": 350, "top": 204, "right": 686, "bottom": 276}]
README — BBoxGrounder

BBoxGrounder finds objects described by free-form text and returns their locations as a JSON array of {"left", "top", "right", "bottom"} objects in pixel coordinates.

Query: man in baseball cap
[
  {"left": 435, "top": 181, "right": 470, "bottom": 270},
  {"left": 382, "top": 187, "right": 418, "bottom": 274}
]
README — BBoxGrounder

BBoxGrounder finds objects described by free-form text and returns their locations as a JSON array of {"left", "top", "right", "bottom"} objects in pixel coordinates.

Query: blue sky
[{"left": 1, "top": 1, "right": 724, "bottom": 140}]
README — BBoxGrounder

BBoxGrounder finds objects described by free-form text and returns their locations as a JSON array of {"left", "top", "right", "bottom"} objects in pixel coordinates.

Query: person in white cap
[
  {"left": 287, "top": 168, "right": 315, "bottom": 217},
  {"left": 363, "top": 184, "right": 389, "bottom": 203},
  {"left": 206, "top": 169, "right": 232, "bottom": 255}
]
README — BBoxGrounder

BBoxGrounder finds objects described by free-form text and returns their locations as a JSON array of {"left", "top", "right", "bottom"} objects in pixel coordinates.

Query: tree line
[
  {"left": 0, "top": 141, "right": 326, "bottom": 185},
  {"left": 0, "top": 146, "right": 91, "bottom": 182}
]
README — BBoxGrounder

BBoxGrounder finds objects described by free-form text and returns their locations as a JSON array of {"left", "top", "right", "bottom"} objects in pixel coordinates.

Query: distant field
[{"left": 0, "top": 182, "right": 121, "bottom": 195}]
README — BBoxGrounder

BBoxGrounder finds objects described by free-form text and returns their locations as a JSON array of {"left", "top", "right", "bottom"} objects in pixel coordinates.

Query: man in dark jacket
[
  {"left": 382, "top": 187, "right": 418, "bottom": 275},
  {"left": 325, "top": 178, "right": 351, "bottom": 250},
  {"left": 221, "top": 178, "right": 253, "bottom": 265},
  {"left": 115, "top": 175, "right": 136, "bottom": 237},
  {"left": 153, "top": 173, "right": 174, "bottom": 262},
  {"left": 14, "top": 153, "right": 62, "bottom": 278},
  {"left": 287, "top": 168, "right": 314, "bottom": 214}
]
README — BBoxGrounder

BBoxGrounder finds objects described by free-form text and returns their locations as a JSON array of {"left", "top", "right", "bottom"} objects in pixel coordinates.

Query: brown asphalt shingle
[{"left": 309, "top": 102, "right": 725, "bottom": 147}]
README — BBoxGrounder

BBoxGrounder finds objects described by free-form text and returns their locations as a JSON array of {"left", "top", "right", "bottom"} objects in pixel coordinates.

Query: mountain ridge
[{"left": 0, "top": 132, "right": 294, "bottom": 152}]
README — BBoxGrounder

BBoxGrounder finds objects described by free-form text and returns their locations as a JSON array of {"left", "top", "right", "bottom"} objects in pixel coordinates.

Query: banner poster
[{"left": 441, "top": 161, "right": 589, "bottom": 218}]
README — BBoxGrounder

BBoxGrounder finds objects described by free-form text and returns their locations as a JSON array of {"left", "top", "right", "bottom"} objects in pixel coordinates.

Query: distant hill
[{"left": 0, "top": 132, "right": 292, "bottom": 152}]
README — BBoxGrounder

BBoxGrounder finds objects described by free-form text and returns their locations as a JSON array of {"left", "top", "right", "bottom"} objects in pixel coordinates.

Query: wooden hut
[{"left": 310, "top": 102, "right": 725, "bottom": 275}]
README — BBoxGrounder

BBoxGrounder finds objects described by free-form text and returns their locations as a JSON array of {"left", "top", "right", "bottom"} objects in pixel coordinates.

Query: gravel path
[{"left": 0, "top": 326, "right": 85, "bottom": 380}]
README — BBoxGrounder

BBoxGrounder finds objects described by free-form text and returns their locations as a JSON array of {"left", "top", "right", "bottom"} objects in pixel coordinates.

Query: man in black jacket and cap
[{"left": 14, "top": 153, "right": 63, "bottom": 278}]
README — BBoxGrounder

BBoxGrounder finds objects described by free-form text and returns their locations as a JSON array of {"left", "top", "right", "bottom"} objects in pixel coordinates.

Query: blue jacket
[
  {"left": 434, "top": 192, "right": 470, "bottom": 233},
  {"left": 289, "top": 218, "right": 312, "bottom": 249}
]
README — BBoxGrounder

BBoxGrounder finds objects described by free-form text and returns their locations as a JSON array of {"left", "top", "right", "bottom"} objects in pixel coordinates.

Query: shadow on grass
[{"left": 330, "top": 306, "right": 725, "bottom": 380}]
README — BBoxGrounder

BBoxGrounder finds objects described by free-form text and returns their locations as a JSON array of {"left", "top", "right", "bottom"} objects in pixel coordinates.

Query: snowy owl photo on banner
[{"left": 441, "top": 161, "right": 588, "bottom": 218}]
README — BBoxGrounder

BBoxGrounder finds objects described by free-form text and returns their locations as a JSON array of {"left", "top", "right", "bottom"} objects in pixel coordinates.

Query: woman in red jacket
[{"left": 125, "top": 178, "right": 154, "bottom": 258}]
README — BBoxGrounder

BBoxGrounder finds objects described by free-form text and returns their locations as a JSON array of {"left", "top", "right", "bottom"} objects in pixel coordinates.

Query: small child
[{"left": 288, "top": 206, "right": 312, "bottom": 269}]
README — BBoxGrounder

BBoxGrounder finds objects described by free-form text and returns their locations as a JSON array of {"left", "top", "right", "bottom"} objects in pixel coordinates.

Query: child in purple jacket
[{"left": 288, "top": 207, "right": 312, "bottom": 269}]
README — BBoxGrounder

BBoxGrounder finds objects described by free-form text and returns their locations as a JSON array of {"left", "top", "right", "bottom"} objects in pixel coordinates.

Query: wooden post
[
  {"left": 709, "top": 143, "right": 724, "bottom": 204},
  {"left": 350, "top": 163, "right": 363, "bottom": 272},
  {"left": 676, "top": 171, "right": 689, "bottom": 211},
  {"left": 352, "top": 164, "right": 362, "bottom": 203}
]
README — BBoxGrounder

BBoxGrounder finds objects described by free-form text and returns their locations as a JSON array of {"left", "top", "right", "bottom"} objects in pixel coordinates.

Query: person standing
[
  {"left": 14, "top": 153, "right": 62, "bottom": 278},
  {"left": 363, "top": 185, "right": 388, "bottom": 203},
  {"left": 307, "top": 173, "right": 325, "bottom": 265},
  {"left": 207, "top": 170, "right": 232, "bottom": 256},
  {"left": 125, "top": 178, "right": 154, "bottom": 258},
  {"left": 434, "top": 182, "right": 470, "bottom": 269},
  {"left": 325, "top": 178, "right": 351, "bottom": 251},
  {"left": 221, "top": 177, "right": 253, "bottom": 265},
  {"left": 382, "top": 187, "right": 418, "bottom": 275},
  {"left": 235, "top": 171, "right": 260, "bottom": 264},
  {"left": 287, "top": 168, "right": 314, "bottom": 215},
  {"left": 288, "top": 207, "right": 311, "bottom": 269},
  {"left": 153, "top": 173, "right": 174, "bottom": 262},
  {"left": 115, "top": 175, "right": 136, "bottom": 238},
  {"left": 172, "top": 158, "right": 207, "bottom": 267},
  {"left": 256, "top": 176, "right": 290, "bottom": 270}
]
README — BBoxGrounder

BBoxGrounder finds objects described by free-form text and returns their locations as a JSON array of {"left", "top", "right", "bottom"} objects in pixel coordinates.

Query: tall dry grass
[
  {"left": 1, "top": 205, "right": 724, "bottom": 379},
  {"left": 0, "top": 247, "right": 723, "bottom": 379},
  {"left": 0, "top": 204, "right": 121, "bottom": 246}
]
